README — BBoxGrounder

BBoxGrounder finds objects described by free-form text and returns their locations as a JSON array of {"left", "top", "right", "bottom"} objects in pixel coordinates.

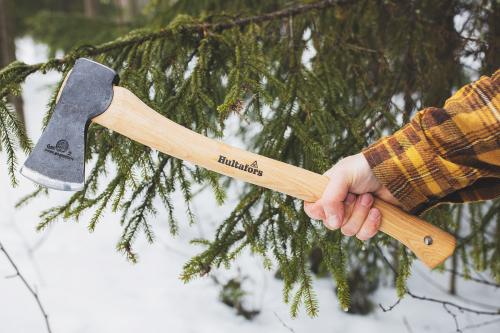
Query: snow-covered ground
[{"left": 0, "top": 38, "right": 498, "bottom": 333}]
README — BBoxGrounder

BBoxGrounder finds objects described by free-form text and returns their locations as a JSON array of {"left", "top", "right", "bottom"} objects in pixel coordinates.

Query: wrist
[{"left": 357, "top": 152, "right": 401, "bottom": 207}]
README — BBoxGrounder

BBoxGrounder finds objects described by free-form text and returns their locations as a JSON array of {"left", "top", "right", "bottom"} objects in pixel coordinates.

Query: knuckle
[
  {"left": 323, "top": 220, "right": 336, "bottom": 231},
  {"left": 344, "top": 193, "right": 356, "bottom": 206},
  {"left": 322, "top": 202, "right": 338, "bottom": 217},
  {"left": 364, "top": 223, "right": 378, "bottom": 236},
  {"left": 350, "top": 205, "right": 369, "bottom": 223},
  {"left": 356, "top": 220, "right": 381, "bottom": 240},
  {"left": 331, "top": 158, "right": 349, "bottom": 174},
  {"left": 323, "top": 167, "right": 336, "bottom": 177},
  {"left": 368, "top": 208, "right": 381, "bottom": 221},
  {"left": 356, "top": 233, "right": 369, "bottom": 241},
  {"left": 358, "top": 193, "right": 374, "bottom": 209},
  {"left": 338, "top": 156, "right": 353, "bottom": 165},
  {"left": 320, "top": 196, "right": 331, "bottom": 207},
  {"left": 341, "top": 222, "right": 359, "bottom": 236}
]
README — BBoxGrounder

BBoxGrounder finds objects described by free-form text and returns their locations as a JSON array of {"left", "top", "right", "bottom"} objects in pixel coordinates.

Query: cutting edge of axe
[{"left": 20, "top": 58, "right": 456, "bottom": 268}]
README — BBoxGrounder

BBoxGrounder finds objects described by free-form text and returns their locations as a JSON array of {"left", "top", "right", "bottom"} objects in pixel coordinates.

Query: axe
[{"left": 20, "top": 58, "right": 455, "bottom": 268}]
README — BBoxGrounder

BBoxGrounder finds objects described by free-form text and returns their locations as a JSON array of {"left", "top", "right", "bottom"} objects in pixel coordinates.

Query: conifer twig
[
  {"left": 0, "top": 240, "right": 52, "bottom": 333},
  {"left": 0, "top": 0, "right": 346, "bottom": 84}
]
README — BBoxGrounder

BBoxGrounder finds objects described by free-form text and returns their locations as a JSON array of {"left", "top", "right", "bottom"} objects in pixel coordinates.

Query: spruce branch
[
  {"left": 0, "top": 101, "right": 31, "bottom": 185},
  {"left": 0, "top": 0, "right": 346, "bottom": 93},
  {"left": 0, "top": 240, "right": 52, "bottom": 333},
  {"left": 375, "top": 244, "right": 500, "bottom": 332}
]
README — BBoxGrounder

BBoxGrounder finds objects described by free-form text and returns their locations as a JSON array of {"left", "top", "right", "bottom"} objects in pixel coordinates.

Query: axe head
[{"left": 21, "top": 58, "right": 118, "bottom": 191}]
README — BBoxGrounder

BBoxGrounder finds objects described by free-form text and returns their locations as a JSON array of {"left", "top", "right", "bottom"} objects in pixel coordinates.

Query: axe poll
[{"left": 20, "top": 58, "right": 456, "bottom": 268}]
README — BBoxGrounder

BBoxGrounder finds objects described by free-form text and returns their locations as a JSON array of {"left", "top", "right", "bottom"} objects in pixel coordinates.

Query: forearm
[{"left": 363, "top": 70, "right": 500, "bottom": 214}]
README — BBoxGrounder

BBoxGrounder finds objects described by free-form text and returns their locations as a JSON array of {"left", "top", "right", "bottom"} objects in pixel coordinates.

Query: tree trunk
[
  {"left": 114, "top": 0, "right": 139, "bottom": 23},
  {"left": 449, "top": 207, "right": 462, "bottom": 295},
  {"left": 449, "top": 250, "right": 458, "bottom": 295},
  {"left": 483, "top": 0, "right": 499, "bottom": 74},
  {"left": 391, "top": 244, "right": 400, "bottom": 287},
  {"left": 128, "top": 0, "right": 139, "bottom": 18},
  {"left": 422, "top": 0, "right": 461, "bottom": 107},
  {"left": 0, "top": 0, "right": 25, "bottom": 127},
  {"left": 84, "top": 0, "right": 99, "bottom": 18}
]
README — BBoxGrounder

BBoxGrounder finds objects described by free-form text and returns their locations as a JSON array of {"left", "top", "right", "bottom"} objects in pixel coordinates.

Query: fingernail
[
  {"left": 327, "top": 215, "right": 340, "bottom": 229},
  {"left": 344, "top": 193, "right": 356, "bottom": 205},
  {"left": 360, "top": 193, "right": 373, "bottom": 207},
  {"left": 368, "top": 208, "right": 380, "bottom": 220}
]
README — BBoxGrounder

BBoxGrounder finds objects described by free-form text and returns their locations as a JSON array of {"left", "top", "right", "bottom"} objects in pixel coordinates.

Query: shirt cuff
[{"left": 362, "top": 108, "right": 464, "bottom": 215}]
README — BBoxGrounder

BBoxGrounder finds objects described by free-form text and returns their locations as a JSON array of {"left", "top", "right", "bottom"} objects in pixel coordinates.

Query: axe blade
[{"left": 20, "top": 58, "right": 118, "bottom": 190}]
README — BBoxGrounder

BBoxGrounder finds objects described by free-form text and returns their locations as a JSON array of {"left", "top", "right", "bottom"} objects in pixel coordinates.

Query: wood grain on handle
[{"left": 93, "top": 87, "right": 456, "bottom": 268}]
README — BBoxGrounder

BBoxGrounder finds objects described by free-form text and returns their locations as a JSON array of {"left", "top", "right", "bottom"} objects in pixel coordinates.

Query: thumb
[{"left": 321, "top": 171, "right": 350, "bottom": 230}]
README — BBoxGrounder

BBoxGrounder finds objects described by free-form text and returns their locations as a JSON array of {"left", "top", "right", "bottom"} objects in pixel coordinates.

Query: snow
[{"left": 0, "top": 37, "right": 498, "bottom": 333}]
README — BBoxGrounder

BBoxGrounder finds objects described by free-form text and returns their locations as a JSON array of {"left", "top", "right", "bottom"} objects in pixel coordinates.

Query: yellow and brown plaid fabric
[{"left": 363, "top": 69, "right": 500, "bottom": 214}]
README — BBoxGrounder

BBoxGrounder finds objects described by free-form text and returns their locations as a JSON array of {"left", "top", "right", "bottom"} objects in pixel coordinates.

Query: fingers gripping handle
[
  {"left": 300, "top": 174, "right": 455, "bottom": 269},
  {"left": 292, "top": 173, "right": 455, "bottom": 268},
  {"left": 300, "top": 174, "right": 455, "bottom": 268},
  {"left": 93, "top": 87, "right": 455, "bottom": 269}
]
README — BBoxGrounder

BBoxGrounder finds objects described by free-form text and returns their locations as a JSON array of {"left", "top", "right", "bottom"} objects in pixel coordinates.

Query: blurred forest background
[{"left": 0, "top": 0, "right": 499, "bottom": 332}]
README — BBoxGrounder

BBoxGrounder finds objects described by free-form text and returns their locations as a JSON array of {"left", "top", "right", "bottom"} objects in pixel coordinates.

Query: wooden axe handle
[{"left": 93, "top": 87, "right": 456, "bottom": 268}]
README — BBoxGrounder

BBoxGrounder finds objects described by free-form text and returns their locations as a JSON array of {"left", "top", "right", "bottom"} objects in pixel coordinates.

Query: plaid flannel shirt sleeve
[{"left": 362, "top": 69, "right": 500, "bottom": 215}]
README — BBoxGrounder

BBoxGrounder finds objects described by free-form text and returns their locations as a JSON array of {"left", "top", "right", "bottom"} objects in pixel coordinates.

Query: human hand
[{"left": 304, "top": 153, "right": 400, "bottom": 240}]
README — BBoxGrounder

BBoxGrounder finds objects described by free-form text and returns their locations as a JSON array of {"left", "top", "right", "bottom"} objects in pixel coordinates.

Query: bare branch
[
  {"left": 405, "top": 290, "right": 500, "bottom": 316},
  {"left": 0, "top": 240, "right": 52, "bottom": 333},
  {"left": 461, "top": 318, "right": 500, "bottom": 331},
  {"left": 374, "top": 244, "right": 500, "bottom": 332},
  {"left": 379, "top": 297, "right": 402, "bottom": 312},
  {"left": 443, "top": 268, "right": 500, "bottom": 288},
  {"left": 443, "top": 303, "right": 461, "bottom": 333},
  {"left": 273, "top": 311, "right": 296, "bottom": 333},
  {"left": 402, "top": 316, "right": 414, "bottom": 333}
]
